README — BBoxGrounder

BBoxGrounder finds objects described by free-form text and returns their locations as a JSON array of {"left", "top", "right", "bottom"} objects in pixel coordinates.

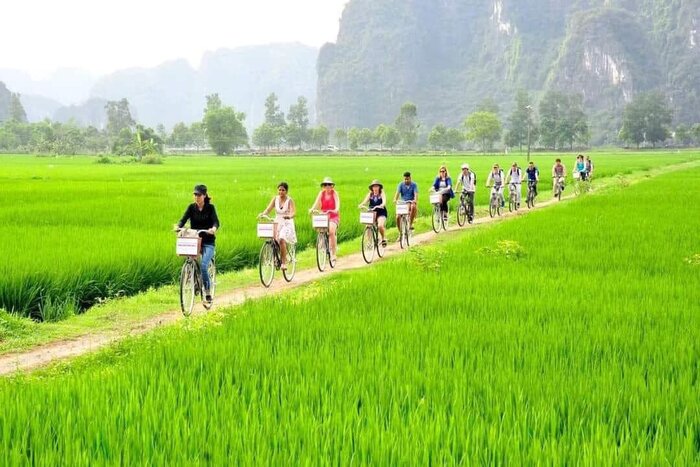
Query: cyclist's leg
[
  {"left": 441, "top": 194, "right": 449, "bottom": 216},
  {"left": 329, "top": 221, "right": 338, "bottom": 259},
  {"left": 516, "top": 183, "right": 522, "bottom": 205},
  {"left": 279, "top": 238, "right": 288, "bottom": 268},
  {"left": 533, "top": 181, "right": 538, "bottom": 197},
  {"left": 377, "top": 215, "right": 387, "bottom": 242},
  {"left": 409, "top": 202, "right": 417, "bottom": 228},
  {"left": 200, "top": 244, "right": 215, "bottom": 293}
]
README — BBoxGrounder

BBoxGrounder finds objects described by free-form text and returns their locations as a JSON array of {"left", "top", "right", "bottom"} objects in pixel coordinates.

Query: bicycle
[
  {"left": 257, "top": 215, "right": 296, "bottom": 287},
  {"left": 456, "top": 191, "right": 474, "bottom": 226},
  {"left": 508, "top": 183, "right": 519, "bottom": 212},
  {"left": 553, "top": 176, "right": 565, "bottom": 201},
  {"left": 175, "top": 229, "right": 216, "bottom": 317},
  {"left": 396, "top": 201, "right": 414, "bottom": 249},
  {"left": 487, "top": 184, "right": 503, "bottom": 218},
  {"left": 430, "top": 191, "right": 448, "bottom": 233},
  {"left": 359, "top": 207, "right": 386, "bottom": 264},
  {"left": 311, "top": 210, "right": 336, "bottom": 272},
  {"left": 526, "top": 181, "right": 537, "bottom": 209},
  {"left": 573, "top": 172, "right": 592, "bottom": 196}
]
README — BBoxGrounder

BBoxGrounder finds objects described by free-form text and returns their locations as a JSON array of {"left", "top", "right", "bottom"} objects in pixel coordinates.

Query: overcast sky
[{"left": 1, "top": 0, "right": 348, "bottom": 77}]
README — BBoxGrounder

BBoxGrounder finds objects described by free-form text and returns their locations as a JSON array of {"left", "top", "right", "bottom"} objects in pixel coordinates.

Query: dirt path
[{"left": 1, "top": 161, "right": 696, "bottom": 376}]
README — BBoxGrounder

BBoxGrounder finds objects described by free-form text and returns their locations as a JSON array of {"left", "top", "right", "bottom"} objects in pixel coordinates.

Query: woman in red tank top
[{"left": 309, "top": 177, "right": 340, "bottom": 261}]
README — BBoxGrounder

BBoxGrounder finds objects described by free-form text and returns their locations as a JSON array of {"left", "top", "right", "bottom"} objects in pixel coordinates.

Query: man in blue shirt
[
  {"left": 525, "top": 161, "right": 539, "bottom": 198},
  {"left": 394, "top": 171, "right": 418, "bottom": 230}
]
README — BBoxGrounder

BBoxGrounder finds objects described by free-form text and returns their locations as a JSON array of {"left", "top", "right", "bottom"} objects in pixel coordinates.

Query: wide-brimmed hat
[
  {"left": 193, "top": 184, "right": 208, "bottom": 195},
  {"left": 320, "top": 177, "right": 335, "bottom": 186},
  {"left": 368, "top": 179, "right": 383, "bottom": 190}
]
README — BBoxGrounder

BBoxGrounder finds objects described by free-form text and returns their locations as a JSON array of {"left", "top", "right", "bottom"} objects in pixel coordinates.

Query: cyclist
[
  {"left": 358, "top": 179, "right": 387, "bottom": 247},
  {"left": 259, "top": 182, "right": 297, "bottom": 270},
  {"left": 552, "top": 158, "right": 566, "bottom": 194},
  {"left": 506, "top": 162, "right": 523, "bottom": 208},
  {"left": 174, "top": 184, "right": 219, "bottom": 302},
  {"left": 455, "top": 163, "right": 476, "bottom": 222},
  {"left": 575, "top": 154, "right": 587, "bottom": 181},
  {"left": 525, "top": 161, "right": 540, "bottom": 198},
  {"left": 486, "top": 163, "right": 506, "bottom": 207},
  {"left": 585, "top": 155, "right": 594, "bottom": 180},
  {"left": 309, "top": 177, "right": 340, "bottom": 263},
  {"left": 432, "top": 165, "right": 454, "bottom": 221},
  {"left": 394, "top": 171, "right": 418, "bottom": 230}
]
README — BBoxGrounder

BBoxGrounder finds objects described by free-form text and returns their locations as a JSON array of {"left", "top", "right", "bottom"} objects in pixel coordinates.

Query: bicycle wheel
[
  {"left": 399, "top": 216, "right": 407, "bottom": 249},
  {"left": 376, "top": 227, "right": 386, "bottom": 258},
  {"left": 202, "top": 257, "right": 216, "bottom": 310},
  {"left": 489, "top": 196, "right": 496, "bottom": 218},
  {"left": 431, "top": 205, "right": 441, "bottom": 233},
  {"left": 328, "top": 234, "right": 336, "bottom": 269},
  {"left": 509, "top": 193, "right": 515, "bottom": 212},
  {"left": 405, "top": 216, "right": 412, "bottom": 246},
  {"left": 179, "top": 260, "right": 196, "bottom": 317},
  {"left": 557, "top": 186, "right": 562, "bottom": 201},
  {"left": 457, "top": 202, "right": 467, "bottom": 226},
  {"left": 497, "top": 196, "right": 503, "bottom": 216},
  {"left": 282, "top": 243, "right": 296, "bottom": 282},
  {"left": 258, "top": 242, "right": 275, "bottom": 287},
  {"left": 361, "top": 226, "right": 375, "bottom": 264},
  {"left": 316, "top": 233, "right": 327, "bottom": 272}
]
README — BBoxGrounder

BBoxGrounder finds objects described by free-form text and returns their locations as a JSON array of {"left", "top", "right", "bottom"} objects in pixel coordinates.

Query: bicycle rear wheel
[
  {"left": 497, "top": 196, "right": 503, "bottom": 216},
  {"left": 259, "top": 242, "right": 275, "bottom": 287},
  {"left": 361, "top": 226, "right": 375, "bottom": 264},
  {"left": 202, "top": 257, "right": 216, "bottom": 310},
  {"left": 489, "top": 197, "right": 496, "bottom": 218},
  {"left": 509, "top": 193, "right": 515, "bottom": 212},
  {"left": 282, "top": 243, "right": 296, "bottom": 282},
  {"left": 179, "top": 260, "right": 196, "bottom": 317},
  {"left": 431, "top": 205, "right": 441, "bottom": 233},
  {"left": 316, "top": 233, "right": 327, "bottom": 272}
]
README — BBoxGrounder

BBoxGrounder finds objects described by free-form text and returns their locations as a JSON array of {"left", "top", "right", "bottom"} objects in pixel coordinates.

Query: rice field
[
  {"left": 0, "top": 166, "right": 698, "bottom": 463},
  {"left": 1, "top": 151, "right": 697, "bottom": 318}
]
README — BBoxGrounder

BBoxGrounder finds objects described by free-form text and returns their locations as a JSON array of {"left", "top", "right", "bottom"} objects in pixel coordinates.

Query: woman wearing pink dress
[{"left": 309, "top": 177, "right": 340, "bottom": 262}]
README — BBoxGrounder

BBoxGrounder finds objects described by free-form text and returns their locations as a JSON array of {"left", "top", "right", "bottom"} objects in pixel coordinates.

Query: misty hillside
[{"left": 318, "top": 0, "right": 700, "bottom": 143}]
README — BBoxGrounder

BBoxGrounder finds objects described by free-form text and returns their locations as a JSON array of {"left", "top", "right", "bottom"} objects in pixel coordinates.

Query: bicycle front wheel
[
  {"left": 259, "top": 242, "right": 275, "bottom": 287},
  {"left": 509, "top": 194, "right": 515, "bottom": 212},
  {"left": 457, "top": 203, "right": 467, "bottom": 226},
  {"left": 489, "top": 197, "right": 496, "bottom": 218},
  {"left": 179, "top": 260, "right": 196, "bottom": 317},
  {"left": 376, "top": 227, "right": 386, "bottom": 258},
  {"left": 431, "top": 206, "right": 441, "bottom": 233},
  {"left": 361, "top": 226, "right": 375, "bottom": 264},
  {"left": 202, "top": 257, "right": 216, "bottom": 310},
  {"left": 316, "top": 233, "right": 327, "bottom": 272},
  {"left": 282, "top": 244, "right": 296, "bottom": 282}
]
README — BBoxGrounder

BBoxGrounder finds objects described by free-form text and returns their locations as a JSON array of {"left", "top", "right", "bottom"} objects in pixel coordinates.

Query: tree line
[{"left": 1, "top": 87, "right": 698, "bottom": 156}]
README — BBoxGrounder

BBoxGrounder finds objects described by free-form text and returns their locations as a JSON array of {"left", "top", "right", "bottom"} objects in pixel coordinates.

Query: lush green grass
[
  {"left": 1, "top": 167, "right": 698, "bottom": 463},
  {"left": 1, "top": 151, "right": 697, "bottom": 318}
]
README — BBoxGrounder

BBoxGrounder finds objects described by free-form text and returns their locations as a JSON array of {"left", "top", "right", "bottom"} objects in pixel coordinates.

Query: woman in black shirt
[{"left": 175, "top": 184, "right": 220, "bottom": 302}]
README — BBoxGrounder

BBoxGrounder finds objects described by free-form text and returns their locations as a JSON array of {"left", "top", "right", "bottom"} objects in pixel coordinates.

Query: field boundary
[{"left": 1, "top": 159, "right": 698, "bottom": 376}]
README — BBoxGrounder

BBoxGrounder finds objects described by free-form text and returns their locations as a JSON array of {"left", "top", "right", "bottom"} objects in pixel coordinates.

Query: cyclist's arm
[
  {"left": 208, "top": 205, "right": 220, "bottom": 235},
  {"left": 176, "top": 205, "right": 192, "bottom": 229},
  {"left": 331, "top": 191, "right": 340, "bottom": 214},
  {"left": 379, "top": 191, "right": 387, "bottom": 209},
  {"left": 309, "top": 191, "right": 322, "bottom": 212},
  {"left": 358, "top": 192, "right": 370, "bottom": 208},
  {"left": 286, "top": 199, "right": 296, "bottom": 219},
  {"left": 260, "top": 197, "right": 275, "bottom": 216}
]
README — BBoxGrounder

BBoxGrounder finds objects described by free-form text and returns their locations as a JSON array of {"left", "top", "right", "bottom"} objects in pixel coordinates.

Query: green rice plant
[{"left": 0, "top": 167, "right": 698, "bottom": 463}]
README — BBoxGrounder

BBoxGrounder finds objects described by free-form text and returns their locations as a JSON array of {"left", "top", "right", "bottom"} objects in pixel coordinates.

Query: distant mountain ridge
[{"left": 318, "top": 0, "right": 700, "bottom": 143}]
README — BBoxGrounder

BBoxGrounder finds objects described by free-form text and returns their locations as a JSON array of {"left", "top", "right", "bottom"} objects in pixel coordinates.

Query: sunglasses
[{"left": 440, "top": 170, "right": 446, "bottom": 173}]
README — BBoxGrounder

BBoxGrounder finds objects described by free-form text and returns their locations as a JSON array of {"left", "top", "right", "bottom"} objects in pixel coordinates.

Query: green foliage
[
  {"left": 333, "top": 128, "right": 347, "bottom": 148},
  {"left": 504, "top": 90, "right": 535, "bottom": 151},
  {"left": 620, "top": 92, "right": 673, "bottom": 148},
  {"left": 464, "top": 111, "right": 502, "bottom": 154},
  {"left": 104, "top": 99, "right": 135, "bottom": 138},
  {"left": 309, "top": 126, "right": 330, "bottom": 149},
  {"left": 286, "top": 96, "right": 310, "bottom": 149},
  {"left": 203, "top": 94, "right": 248, "bottom": 155},
  {"left": 538, "top": 91, "right": 589, "bottom": 150},
  {"left": 395, "top": 102, "right": 419, "bottom": 148}
]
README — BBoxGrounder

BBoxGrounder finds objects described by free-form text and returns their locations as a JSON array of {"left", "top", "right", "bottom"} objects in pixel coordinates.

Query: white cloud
[{"left": 1, "top": 0, "right": 348, "bottom": 76}]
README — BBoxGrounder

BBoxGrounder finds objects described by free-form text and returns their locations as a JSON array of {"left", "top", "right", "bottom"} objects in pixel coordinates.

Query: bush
[{"left": 141, "top": 155, "right": 163, "bottom": 165}]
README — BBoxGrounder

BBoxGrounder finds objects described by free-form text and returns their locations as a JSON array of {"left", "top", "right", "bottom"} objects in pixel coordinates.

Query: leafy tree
[
  {"left": 170, "top": 122, "right": 190, "bottom": 148},
  {"left": 264, "top": 93, "right": 286, "bottom": 127},
  {"left": 428, "top": 124, "right": 448, "bottom": 150},
  {"left": 464, "top": 111, "right": 501, "bottom": 154},
  {"left": 692, "top": 124, "right": 700, "bottom": 146},
  {"left": 359, "top": 128, "right": 373, "bottom": 149},
  {"left": 334, "top": 128, "right": 347, "bottom": 149},
  {"left": 348, "top": 127, "right": 361, "bottom": 150},
  {"left": 105, "top": 98, "right": 135, "bottom": 139},
  {"left": 395, "top": 102, "right": 419, "bottom": 148},
  {"left": 561, "top": 94, "right": 589, "bottom": 149},
  {"left": 252, "top": 123, "right": 279, "bottom": 151},
  {"left": 189, "top": 122, "right": 207, "bottom": 153},
  {"left": 539, "top": 91, "right": 588, "bottom": 150},
  {"left": 504, "top": 90, "right": 535, "bottom": 151},
  {"left": 286, "top": 96, "right": 310, "bottom": 149},
  {"left": 309, "top": 125, "right": 330, "bottom": 149},
  {"left": 619, "top": 92, "right": 672, "bottom": 148},
  {"left": 9, "top": 93, "right": 27, "bottom": 122},
  {"left": 674, "top": 124, "right": 691, "bottom": 146},
  {"left": 445, "top": 128, "right": 465, "bottom": 151},
  {"left": 375, "top": 124, "right": 399, "bottom": 150},
  {"left": 155, "top": 124, "right": 168, "bottom": 143},
  {"left": 203, "top": 94, "right": 248, "bottom": 155}
]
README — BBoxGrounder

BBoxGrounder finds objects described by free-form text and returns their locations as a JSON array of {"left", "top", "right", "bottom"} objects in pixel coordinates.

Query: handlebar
[{"left": 175, "top": 228, "right": 213, "bottom": 237}]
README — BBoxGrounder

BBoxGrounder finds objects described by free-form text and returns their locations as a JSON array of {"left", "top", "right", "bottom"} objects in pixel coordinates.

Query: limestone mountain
[{"left": 317, "top": 0, "right": 700, "bottom": 143}]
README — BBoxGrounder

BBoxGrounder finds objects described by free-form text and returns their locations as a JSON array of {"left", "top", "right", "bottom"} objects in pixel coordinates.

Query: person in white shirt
[
  {"left": 486, "top": 164, "right": 506, "bottom": 207},
  {"left": 455, "top": 163, "right": 476, "bottom": 222},
  {"left": 506, "top": 162, "right": 523, "bottom": 208}
]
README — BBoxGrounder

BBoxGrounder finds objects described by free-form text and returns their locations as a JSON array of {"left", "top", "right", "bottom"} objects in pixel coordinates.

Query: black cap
[{"left": 193, "top": 184, "right": 208, "bottom": 195}]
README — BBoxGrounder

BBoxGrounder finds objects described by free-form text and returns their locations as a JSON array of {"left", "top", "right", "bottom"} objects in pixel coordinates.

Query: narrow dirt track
[{"left": 1, "top": 162, "right": 695, "bottom": 376}]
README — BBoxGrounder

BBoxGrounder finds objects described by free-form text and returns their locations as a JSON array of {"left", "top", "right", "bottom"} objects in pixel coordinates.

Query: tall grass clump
[{"left": 0, "top": 168, "right": 698, "bottom": 463}]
